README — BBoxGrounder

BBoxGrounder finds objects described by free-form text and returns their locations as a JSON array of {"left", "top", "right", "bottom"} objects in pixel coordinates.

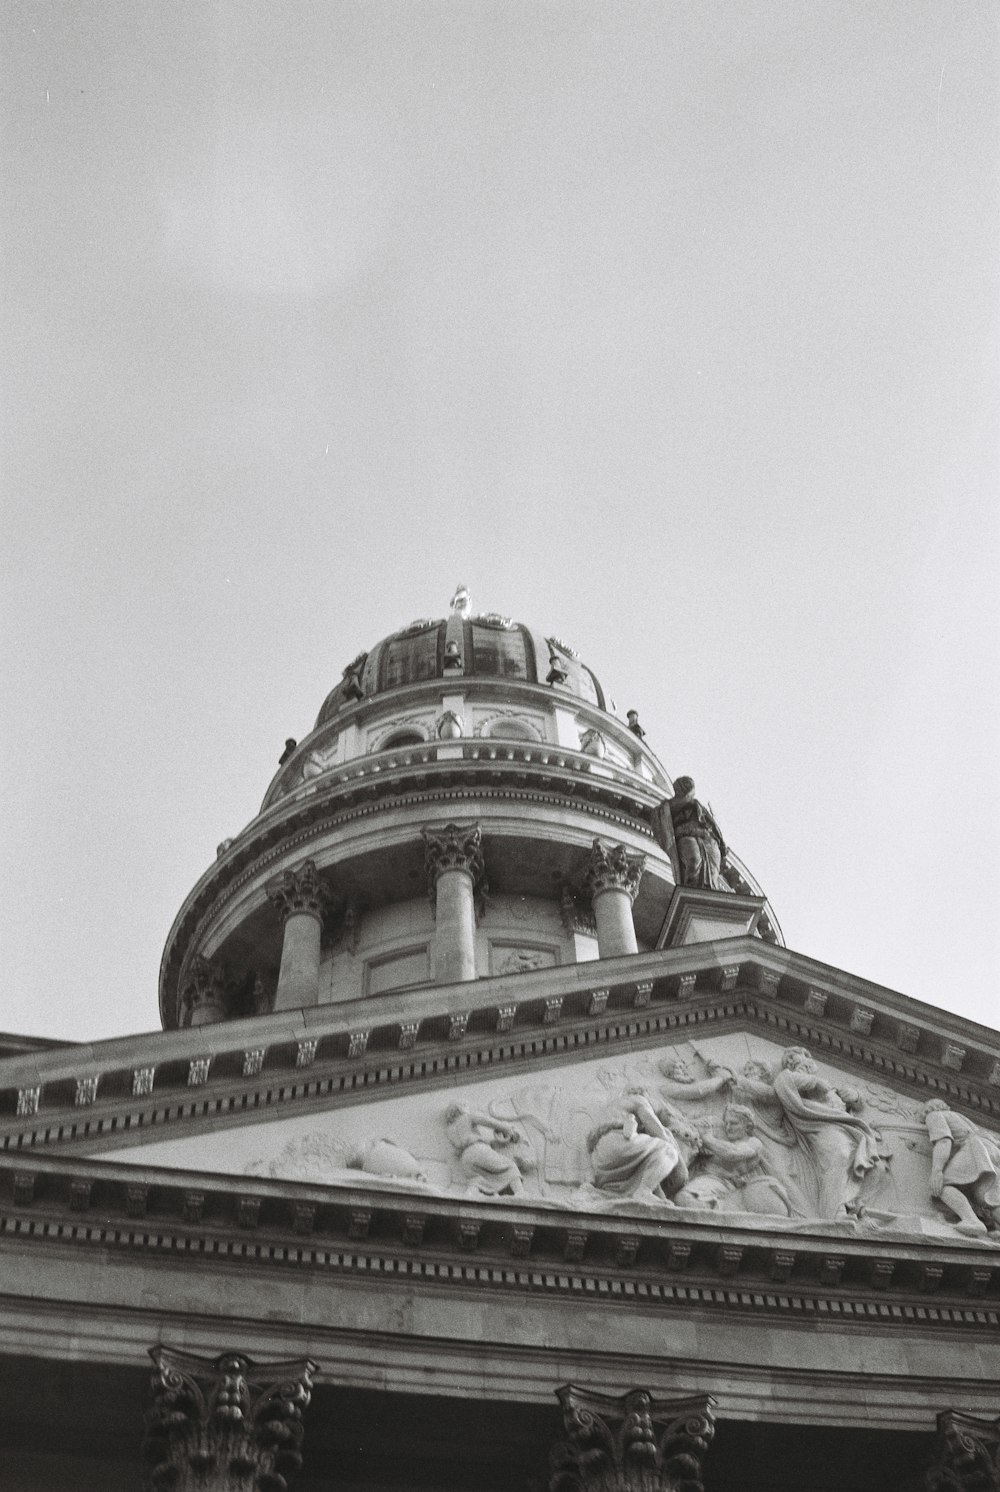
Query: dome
[{"left": 315, "top": 610, "right": 607, "bottom": 727}]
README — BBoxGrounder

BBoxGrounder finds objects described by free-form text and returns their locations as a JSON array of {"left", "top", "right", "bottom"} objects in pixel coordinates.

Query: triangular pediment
[
  {"left": 3, "top": 939, "right": 1000, "bottom": 1252},
  {"left": 83, "top": 1026, "right": 1000, "bottom": 1248}
]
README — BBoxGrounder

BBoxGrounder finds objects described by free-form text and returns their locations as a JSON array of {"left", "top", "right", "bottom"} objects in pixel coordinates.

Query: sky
[{"left": 2, "top": 2, "right": 998, "bottom": 1043}]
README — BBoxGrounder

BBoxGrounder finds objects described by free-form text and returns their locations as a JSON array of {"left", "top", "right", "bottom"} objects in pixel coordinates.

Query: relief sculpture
[{"left": 226, "top": 1033, "right": 1000, "bottom": 1245}]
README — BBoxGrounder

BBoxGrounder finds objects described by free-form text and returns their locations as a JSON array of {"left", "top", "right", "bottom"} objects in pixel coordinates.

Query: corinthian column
[
  {"left": 927, "top": 1409, "right": 1000, "bottom": 1491},
  {"left": 549, "top": 1385, "right": 716, "bottom": 1492},
  {"left": 144, "top": 1346, "right": 317, "bottom": 1492},
  {"left": 180, "top": 956, "right": 227, "bottom": 1027},
  {"left": 423, "top": 823, "right": 484, "bottom": 983},
  {"left": 585, "top": 840, "right": 646, "bottom": 957},
  {"left": 268, "top": 860, "right": 325, "bottom": 1011}
]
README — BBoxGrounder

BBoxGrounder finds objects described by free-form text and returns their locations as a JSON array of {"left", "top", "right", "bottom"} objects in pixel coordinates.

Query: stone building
[{"left": 1, "top": 589, "right": 998, "bottom": 1490}]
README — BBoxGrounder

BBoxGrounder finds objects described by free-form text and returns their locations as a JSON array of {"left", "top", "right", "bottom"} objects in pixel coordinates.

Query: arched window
[
  {"left": 378, "top": 730, "right": 424, "bottom": 750},
  {"left": 481, "top": 717, "right": 540, "bottom": 742}
]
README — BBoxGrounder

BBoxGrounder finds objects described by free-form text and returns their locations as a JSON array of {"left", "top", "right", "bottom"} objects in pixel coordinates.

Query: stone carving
[
  {"left": 144, "top": 1345, "right": 316, "bottom": 1492},
  {"left": 924, "top": 1100, "right": 1000, "bottom": 1237},
  {"left": 179, "top": 955, "right": 228, "bottom": 1027},
  {"left": 423, "top": 823, "right": 486, "bottom": 904},
  {"left": 626, "top": 710, "right": 646, "bottom": 739},
  {"left": 580, "top": 728, "right": 606, "bottom": 759},
  {"left": 267, "top": 861, "right": 325, "bottom": 923},
  {"left": 738, "top": 1046, "right": 885, "bottom": 1218},
  {"left": 586, "top": 839, "right": 646, "bottom": 904},
  {"left": 444, "top": 1101, "right": 532, "bottom": 1196},
  {"left": 658, "top": 1055, "right": 735, "bottom": 1103},
  {"left": 927, "top": 1409, "right": 1000, "bottom": 1492},
  {"left": 435, "top": 709, "right": 464, "bottom": 739},
  {"left": 549, "top": 1384, "right": 716, "bottom": 1492},
  {"left": 347, "top": 1138, "right": 428, "bottom": 1184},
  {"left": 340, "top": 651, "right": 367, "bottom": 699},
  {"left": 674, "top": 1105, "right": 803, "bottom": 1218},
  {"left": 586, "top": 1092, "right": 697, "bottom": 1205},
  {"left": 495, "top": 947, "right": 552, "bottom": 975},
  {"left": 663, "top": 777, "right": 731, "bottom": 893}
]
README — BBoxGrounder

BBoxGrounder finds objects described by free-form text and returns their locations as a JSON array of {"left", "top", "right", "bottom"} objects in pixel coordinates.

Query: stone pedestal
[
  {"left": 268, "top": 861, "right": 325, "bottom": 1011},
  {"left": 586, "top": 840, "right": 646, "bottom": 958},
  {"left": 144, "top": 1345, "right": 317, "bottom": 1492},
  {"left": 423, "top": 823, "right": 485, "bottom": 984}
]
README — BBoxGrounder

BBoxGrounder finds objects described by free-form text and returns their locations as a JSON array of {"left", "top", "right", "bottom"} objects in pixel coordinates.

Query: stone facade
[{"left": 0, "top": 595, "right": 995, "bottom": 1489}]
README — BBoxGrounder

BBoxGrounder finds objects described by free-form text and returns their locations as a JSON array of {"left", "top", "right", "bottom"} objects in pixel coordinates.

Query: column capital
[
  {"left": 144, "top": 1345, "right": 317, "bottom": 1492},
  {"left": 927, "top": 1409, "right": 1000, "bottom": 1491},
  {"left": 550, "top": 1385, "right": 716, "bottom": 1492},
  {"left": 422, "top": 823, "right": 485, "bottom": 899},
  {"left": 585, "top": 839, "right": 646, "bottom": 904},
  {"left": 179, "top": 956, "right": 227, "bottom": 1027},
  {"left": 268, "top": 860, "right": 325, "bottom": 923}
]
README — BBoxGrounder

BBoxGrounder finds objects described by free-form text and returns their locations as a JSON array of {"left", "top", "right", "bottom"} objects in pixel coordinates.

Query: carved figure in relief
[
  {"left": 347, "top": 1138, "right": 429, "bottom": 1184},
  {"left": 738, "top": 1047, "right": 883, "bottom": 1218},
  {"left": 924, "top": 1099, "right": 1000, "bottom": 1236},
  {"left": 674, "top": 1105, "right": 803, "bottom": 1218},
  {"left": 658, "top": 1054, "right": 736, "bottom": 1103},
  {"left": 444, "top": 1102, "right": 530, "bottom": 1196},
  {"left": 586, "top": 1092, "right": 697, "bottom": 1205},
  {"left": 663, "top": 777, "right": 731, "bottom": 892}
]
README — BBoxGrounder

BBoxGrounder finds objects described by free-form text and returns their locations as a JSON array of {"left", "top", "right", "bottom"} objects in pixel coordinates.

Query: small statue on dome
[
  {"left": 341, "top": 652, "right": 366, "bottom": 700},
  {"left": 278, "top": 737, "right": 297, "bottom": 765},
  {"left": 443, "top": 639, "right": 463, "bottom": 671},
  {"left": 626, "top": 710, "right": 646, "bottom": 739},
  {"left": 450, "top": 584, "right": 471, "bottom": 616},
  {"left": 546, "top": 654, "right": 568, "bottom": 685}
]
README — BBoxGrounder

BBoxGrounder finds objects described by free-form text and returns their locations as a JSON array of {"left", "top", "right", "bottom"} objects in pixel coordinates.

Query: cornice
[
  {"left": 3, "top": 940, "right": 999, "bottom": 1159},
  {"left": 1, "top": 1152, "right": 997, "bottom": 1327}
]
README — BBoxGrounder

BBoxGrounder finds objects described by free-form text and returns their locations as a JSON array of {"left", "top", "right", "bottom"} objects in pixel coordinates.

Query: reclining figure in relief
[{"left": 586, "top": 1091, "right": 699, "bottom": 1206}]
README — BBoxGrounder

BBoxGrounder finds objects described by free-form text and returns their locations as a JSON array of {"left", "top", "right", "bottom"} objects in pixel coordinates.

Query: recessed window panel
[
  {"left": 383, "top": 630, "right": 441, "bottom": 688},
  {"left": 470, "top": 624, "right": 528, "bottom": 678}
]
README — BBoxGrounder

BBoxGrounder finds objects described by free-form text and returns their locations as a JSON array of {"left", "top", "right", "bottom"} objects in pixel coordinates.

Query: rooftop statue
[{"left": 663, "top": 777, "right": 731, "bottom": 893}]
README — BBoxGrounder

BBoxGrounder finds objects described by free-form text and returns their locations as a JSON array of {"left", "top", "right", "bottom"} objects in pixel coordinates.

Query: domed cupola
[{"left": 158, "top": 588, "right": 781, "bottom": 1029}]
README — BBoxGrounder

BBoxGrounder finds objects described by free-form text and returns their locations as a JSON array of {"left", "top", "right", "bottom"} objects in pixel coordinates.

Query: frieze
[{"left": 87, "top": 1033, "right": 1000, "bottom": 1250}]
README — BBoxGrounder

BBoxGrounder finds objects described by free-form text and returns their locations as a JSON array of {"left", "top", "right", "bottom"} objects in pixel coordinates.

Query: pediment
[{"left": 88, "top": 1029, "right": 1000, "bottom": 1249}]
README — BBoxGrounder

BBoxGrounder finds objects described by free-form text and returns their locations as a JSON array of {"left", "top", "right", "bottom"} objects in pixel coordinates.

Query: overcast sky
[{"left": 3, "top": 2, "right": 997, "bottom": 1043}]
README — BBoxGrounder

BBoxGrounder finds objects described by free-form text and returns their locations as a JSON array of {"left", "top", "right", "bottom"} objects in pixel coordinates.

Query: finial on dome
[{"left": 450, "top": 583, "right": 471, "bottom": 616}]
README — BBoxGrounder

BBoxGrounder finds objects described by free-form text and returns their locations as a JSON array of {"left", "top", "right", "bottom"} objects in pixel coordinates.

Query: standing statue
[
  {"left": 444, "top": 1102, "right": 529, "bottom": 1196},
  {"left": 674, "top": 1105, "right": 803, "bottom": 1218},
  {"left": 585, "top": 1092, "right": 698, "bottom": 1205},
  {"left": 662, "top": 777, "right": 731, "bottom": 892},
  {"left": 738, "top": 1047, "right": 884, "bottom": 1218},
  {"left": 923, "top": 1099, "right": 1000, "bottom": 1236}
]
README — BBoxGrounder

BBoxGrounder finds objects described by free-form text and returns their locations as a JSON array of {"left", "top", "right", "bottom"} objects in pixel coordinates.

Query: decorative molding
[
  {"left": 927, "top": 1409, "right": 1000, "bottom": 1492},
  {"left": 851, "top": 1008, "right": 875, "bottom": 1036},
  {"left": 187, "top": 1058, "right": 211, "bottom": 1088},
  {"left": 804, "top": 990, "right": 828, "bottom": 1018},
  {"left": 242, "top": 1049, "right": 266, "bottom": 1078},
  {"left": 74, "top": 1076, "right": 99, "bottom": 1107},
  {"left": 720, "top": 965, "right": 740, "bottom": 993},
  {"left": 588, "top": 988, "right": 610, "bottom": 1015},
  {"left": 132, "top": 1067, "right": 156, "bottom": 1097},
  {"left": 295, "top": 1040, "right": 318, "bottom": 1069},
  {"left": 422, "top": 822, "right": 486, "bottom": 902},
  {"left": 347, "top": 1031, "right": 370, "bottom": 1059},
  {"left": 549, "top": 1385, "right": 716, "bottom": 1492},
  {"left": 179, "top": 955, "right": 228, "bottom": 1027},
  {"left": 676, "top": 974, "right": 697, "bottom": 999},
  {"left": 898, "top": 1023, "right": 921, "bottom": 1054},
  {"left": 942, "top": 1044, "right": 966, "bottom": 1073},
  {"left": 634, "top": 981, "right": 654, "bottom": 1007},
  {"left": 448, "top": 1013, "right": 470, "bottom": 1041},
  {"left": 585, "top": 839, "right": 646, "bottom": 904},
  {"left": 496, "top": 1005, "right": 517, "bottom": 1033},
  {"left": 16, "top": 1087, "right": 40, "bottom": 1117},
  {"left": 144, "top": 1346, "right": 317, "bottom": 1492},
  {"left": 544, "top": 998, "right": 564, "bottom": 1024},
  {"left": 267, "top": 860, "right": 325, "bottom": 924},
  {"left": 398, "top": 1023, "right": 420, "bottom": 1051}
]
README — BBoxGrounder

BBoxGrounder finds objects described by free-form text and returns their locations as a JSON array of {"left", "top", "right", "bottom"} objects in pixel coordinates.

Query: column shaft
[
  {"left": 592, "top": 885, "right": 639, "bottom": 957},
  {"left": 275, "top": 911, "right": 322, "bottom": 1010},
  {"left": 432, "top": 867, "right": 477, "bottom": 983}
]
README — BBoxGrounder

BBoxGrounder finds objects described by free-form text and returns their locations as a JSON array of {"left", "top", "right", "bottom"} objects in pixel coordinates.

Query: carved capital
[
  {"left": 179, "top": 956, "right": 228, "bottom": 1027},
  {"left": 585, "top": 840, "right": 646, "bottom": 905},
  {"left": 422, "top": 823, "right": 485, "bottom": 900},
  {"left": 144, "top": 1346, "right": 317, "bottom": 1492},
  {"left": 550, "top": 1385, "right": 716, "bottom": 1492},
  {"left": 927, "top": 1410, "right": 1000, "bottom": 1492},
  {"left": 268, "top": 860, "right": 325, "bottom": 923}
]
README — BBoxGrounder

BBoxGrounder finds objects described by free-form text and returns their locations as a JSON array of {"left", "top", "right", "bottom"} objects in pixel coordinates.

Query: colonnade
[{"left": 182, "top": 828, "right": 650, "bottom": 1024}]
